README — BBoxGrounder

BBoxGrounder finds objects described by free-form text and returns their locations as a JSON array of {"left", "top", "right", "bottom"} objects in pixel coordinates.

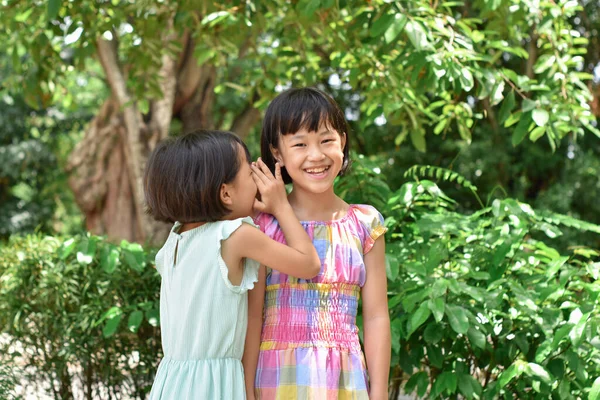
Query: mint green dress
[{"left": 149, "top": 217, "right": 259, "bottom": 400}]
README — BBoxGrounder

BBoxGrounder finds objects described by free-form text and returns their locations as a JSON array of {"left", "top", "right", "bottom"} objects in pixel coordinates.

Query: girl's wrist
[{"left": 272, "top": 203, "right": 293, "bottom": 219}]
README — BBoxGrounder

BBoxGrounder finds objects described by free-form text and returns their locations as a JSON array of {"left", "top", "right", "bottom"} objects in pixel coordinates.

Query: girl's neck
[{"left": 288, "top": 185, "right": 347, "bottom": 221}]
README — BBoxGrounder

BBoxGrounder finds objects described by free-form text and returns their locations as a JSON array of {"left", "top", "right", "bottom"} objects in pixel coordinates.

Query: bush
[
  {"left": 0, "top": 363, "right": 20, "bottom": 400},
  {"left": 0, "top": 234, "right": 160, "bottom": 399},
  {"left": 342, "top": 163, "right": 600, "bottom": 399}
]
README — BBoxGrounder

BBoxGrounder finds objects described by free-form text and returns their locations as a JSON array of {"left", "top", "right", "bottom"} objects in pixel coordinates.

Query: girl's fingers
[
  {"left": 274, "top": 162, "right": 282, "bottom": 181},
  {"left": 251, "top": 163, "right": 269, "bottom": 186},
  {"left": 251, "top": 171, "right": 268, "bottom": 191}
]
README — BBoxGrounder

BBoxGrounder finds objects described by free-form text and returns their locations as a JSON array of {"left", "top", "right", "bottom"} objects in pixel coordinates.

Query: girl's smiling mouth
[{"left": 304, "top": 166, "right": 331, "bottom": 178}]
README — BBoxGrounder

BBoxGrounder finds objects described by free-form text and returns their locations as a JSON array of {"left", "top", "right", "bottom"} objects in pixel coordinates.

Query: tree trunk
[{"left": 66, "top": 30, "right": 257, "bottom": 245}]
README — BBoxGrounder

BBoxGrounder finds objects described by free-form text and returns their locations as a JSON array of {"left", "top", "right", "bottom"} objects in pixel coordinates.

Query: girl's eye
[
  {"left": 322, "top": 139, "right": 334, "bottom": 144},
  {"left": 293, "top": 143, "right": 306, "bottom": 148}
]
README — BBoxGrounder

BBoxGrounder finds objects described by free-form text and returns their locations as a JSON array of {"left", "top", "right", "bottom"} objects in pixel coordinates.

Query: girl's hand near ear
[{"left": 251, "top": 158, "right": 290, "bottom": 217}]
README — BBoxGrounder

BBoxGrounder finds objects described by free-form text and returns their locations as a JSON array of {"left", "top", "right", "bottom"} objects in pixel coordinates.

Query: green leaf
[
  {"left": 424, "top": 323, "right": 444, "bottom": 344},
  {"left": 405, "top": 371, "right": 428, "bottom": 396},
  {"left": 499, "top": 361, "right": 525, "bottom": 388},
  {"left": 384, "top": 14, "right": 408, "bottom": 43},
  {"left": 525, "top": 363, "right": 552, "bottom": 385},
  {"left": 512, "top": 111, "right": 532, "bottom": 146},
  {"left": 138, "top": 99, "right": 149, "bottom": 115},
  {"left": 490, "top": 80, "right": 505, "bottom": 106},
  {"left": 552, "top": 323, "right": 573, "bottom": 349},
  {"left": 59, "top": 238, "right": 77, "bottom": 260},
  {"left": 547, "top": 359, "right": 565, "bottom": 380},
  {"left": 370, "top": 13, "right": 395, "bottom": 37},
  {"left": 409, "top": 302, "right": 431, "bottom": 336},
  {"left": 460, "top": 69, "right": 474, "bottom": 92},
  {"left": 15, "top": 8, "right": 34, "bottom": 22},
  {"left": 427, "top": 344, "right": 444, "bottom": 368},
  {"left": 127, "top": 310, "right": 144, "bottom": 333},
  {"left": 201, "top": 11, "right": 231, "bottom": 26},
  {"left": 385, "top": 253, "right": 399, "bottom": 281},
  {"left": 431, "top": 279, "right": 448, "bottom": 298},
  {"left": 47, "top": 0, "right": 61, "bottom": 20},
  {"left": 101, "top": 246, "right": 120, "bottom": 274},
  {"left": 410, "top": 129, "right": 426, "bottom": 152},
  {"left": 436, "top": 371, "right": 458, "bottom": 395},
  {"left": 467, "top": 326, "right": 487, "bottom": 349},
  {"left": 76, "top": 237, "right": 96, "bottom": 265},
  {"left": 532, "top": 109, "right": 549, "bottom": 127},
  {"left": 529, "top": 126, "right": 546, "bottom": 142},
  {"left": 428, "top": 298, "right": 445, "bottom": 323},
  {"left": 590, "top": 377, "right": 600, "bottom": 400},
  {"left": 569, "top": 312, "right": 589, "bottom": 347},
  {"left": 445, "top": 305, "right": 470, "bottom": 334},
  {"left": 522, "top": 99, "right": 537, "bottom": 112},
  {"left": 299, "top": 0, "right": 321, "bottom": 17},
  {"left": 103, "top": 314, "right": 122, "bottom": 338},
  {"left": 492, "top": 241, "right": 512, "bottom": 266},
  {"left": 145, "top": 309, "right": 160, "bottom": 327},
  {"left": 458, "top": 374, "right": 482, "bottom": 399},
  {"left": 405, "top": 20, "right": 430, "bottom": 51},
  {"left": 402, "top": 288, "right": 432, "bottom": 312},
  {"left": 391, "top": 319, "right": 401, "bottom": 354},
  {"left": 497, "top": 90, "right": 516, "bottom": 124}
]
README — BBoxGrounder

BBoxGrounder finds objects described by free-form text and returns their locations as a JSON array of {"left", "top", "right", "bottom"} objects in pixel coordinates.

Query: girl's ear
[
  {"left": 340, "top": 132, "right": 347, "bottom": 150},
  {"left": 220, "top": 183, "right": 233, "bottom": 206},
  {"left": 269, "top": 145, "right": 284, "bottom": 166}
]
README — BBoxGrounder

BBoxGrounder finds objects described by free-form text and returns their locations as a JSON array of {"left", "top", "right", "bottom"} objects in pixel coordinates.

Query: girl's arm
[
  {"left": 361, "top": 236, "right": 391, "bottom": 400},
  {"left": 223, "top": 160, "right": 320, "bottom": 278},
  {"left": 242, "top": 266, "right": 266, "bottom": 400}
]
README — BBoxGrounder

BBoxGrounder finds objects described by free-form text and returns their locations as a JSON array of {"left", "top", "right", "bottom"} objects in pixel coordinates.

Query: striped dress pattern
[{"left": 254, "top": 204, "right": 387, "bottom": 400}]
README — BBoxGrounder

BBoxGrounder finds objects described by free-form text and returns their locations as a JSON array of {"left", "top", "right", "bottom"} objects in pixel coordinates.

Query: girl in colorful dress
[
  {"left": 144, "top": 130, "right": 320, "bottom": 399},
  {"left": 243, "top": 88, "right": 391, "bottom": 399}
]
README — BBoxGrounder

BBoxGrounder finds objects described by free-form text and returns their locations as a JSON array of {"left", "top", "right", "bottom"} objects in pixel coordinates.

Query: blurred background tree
[
  {"left": 1, "top": 0, "right": 598, "bottom": 245},
  {"left": 1, "top": 1, "right": 600, "bottom": 398}
]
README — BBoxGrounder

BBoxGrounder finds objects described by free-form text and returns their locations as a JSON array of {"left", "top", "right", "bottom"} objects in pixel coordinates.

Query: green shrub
[
  {"left": 0, "top": 363, "right": 20, "bottom": 400},
  {"left": 340, "top": 162, "right": 600, "bottom": 399},
  {"left": 0, "top": 234, "right": 160, "bottom": 399}
]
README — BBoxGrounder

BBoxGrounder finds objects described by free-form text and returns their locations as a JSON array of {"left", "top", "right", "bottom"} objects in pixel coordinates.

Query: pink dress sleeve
[{"left": 352, "top": 205, "right": 387, "bottom": 254}]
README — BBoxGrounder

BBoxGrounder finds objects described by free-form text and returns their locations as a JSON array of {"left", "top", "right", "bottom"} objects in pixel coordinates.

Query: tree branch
[
  {"left": 149, "top": 21, "right": 178, "bottom": 147},
  {"left": 96, "top": 37, "right": 147, "bottom": 241}
]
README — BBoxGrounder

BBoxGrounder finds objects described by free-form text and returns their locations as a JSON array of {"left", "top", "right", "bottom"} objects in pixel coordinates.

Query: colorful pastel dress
[
  {"left": 254, "top": 204, "right": 387, "bottom": 399},
  {"left": 149, "top": 218, "right": 259, "bottom": 400}
]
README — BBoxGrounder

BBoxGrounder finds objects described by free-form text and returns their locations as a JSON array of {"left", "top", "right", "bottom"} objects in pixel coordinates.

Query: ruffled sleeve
[
  {"left": 216, "top": 217, "right": 260, "bottom": 294},
  {"left": 353, "top": 205, "right": 387, "bottom": 254},
  {"left": 155, "top": 248, "right": 165, "bottom": 276}
]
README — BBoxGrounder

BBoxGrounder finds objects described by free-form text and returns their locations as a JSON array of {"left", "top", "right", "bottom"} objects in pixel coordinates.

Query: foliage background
[{"left": 0, "top": 0, "right": 599, "bottom": 398}]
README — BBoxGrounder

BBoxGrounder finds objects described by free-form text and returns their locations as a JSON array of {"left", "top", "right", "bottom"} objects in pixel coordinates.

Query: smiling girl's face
[{"left": 271, "top": 122, "right": 346, "bottom": 195}]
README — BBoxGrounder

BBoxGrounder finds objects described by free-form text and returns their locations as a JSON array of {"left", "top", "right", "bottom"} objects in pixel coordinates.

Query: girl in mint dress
[{"left": 144, "top": 130, "right": 320, "bottom": 399}]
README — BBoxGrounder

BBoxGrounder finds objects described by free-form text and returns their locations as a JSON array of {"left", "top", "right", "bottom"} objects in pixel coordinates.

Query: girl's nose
[{"left": 307, "top": 145, "right": 325, "bottom": 161}]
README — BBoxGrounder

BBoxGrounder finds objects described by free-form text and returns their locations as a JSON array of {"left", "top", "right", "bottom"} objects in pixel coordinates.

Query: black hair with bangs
[{"left": 260, "top": 87, "right": 350, "bottom": 184}]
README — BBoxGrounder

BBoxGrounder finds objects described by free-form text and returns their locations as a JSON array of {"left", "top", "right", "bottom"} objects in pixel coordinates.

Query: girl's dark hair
[
  {"left": 144, "top": 130, "right": 251, "bottom": 224},
  {"left": 261, "top": 87, "right": 350, "bottom": 184}
]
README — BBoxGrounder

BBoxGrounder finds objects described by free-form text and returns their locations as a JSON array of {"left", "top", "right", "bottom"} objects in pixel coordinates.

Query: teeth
[{"left": 306, "top": 167, "right": 328, "bottom": 173}]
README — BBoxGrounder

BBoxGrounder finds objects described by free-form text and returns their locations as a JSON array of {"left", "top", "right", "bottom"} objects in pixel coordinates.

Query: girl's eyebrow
[{"left": 319, "top": 130, "right": 334, "bottom": 135}]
